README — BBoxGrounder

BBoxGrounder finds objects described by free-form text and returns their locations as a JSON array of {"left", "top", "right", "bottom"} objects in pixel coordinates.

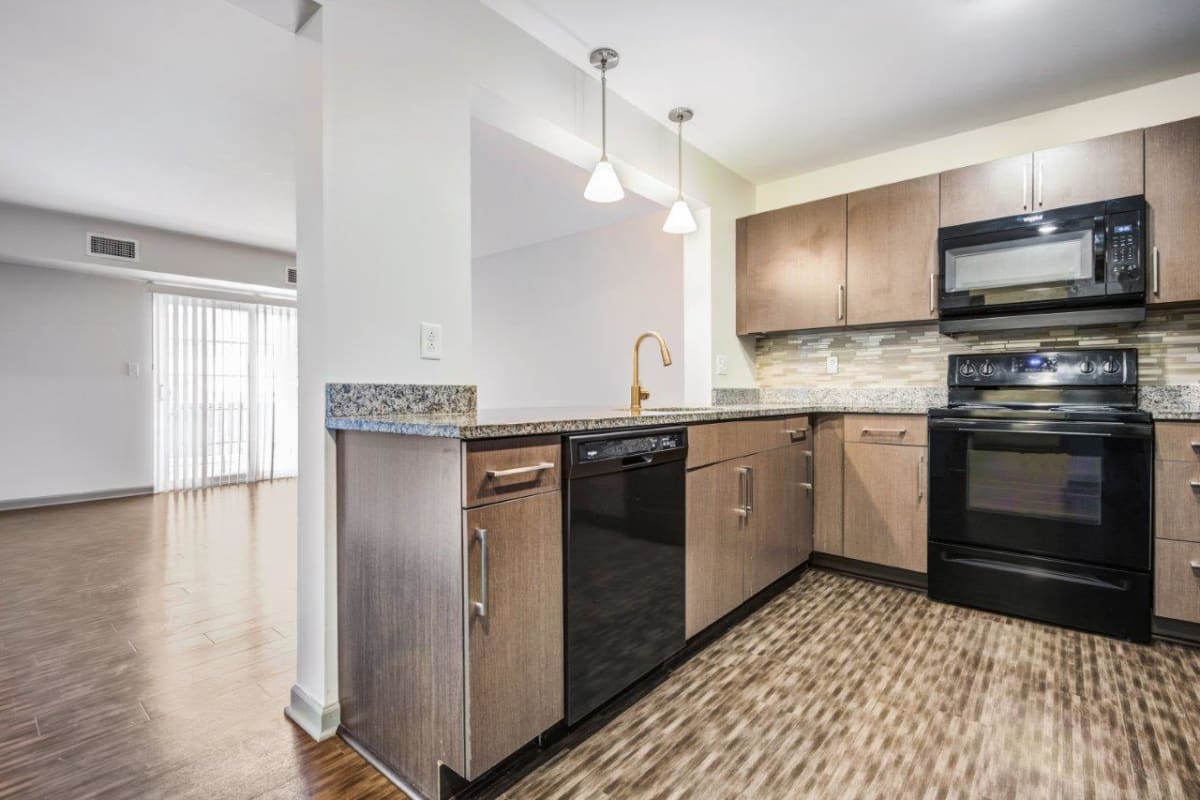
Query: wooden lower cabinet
[
  {"left": 685, "top": 459, "right": 748, "bottom": 637},
  {"left": 746, "top": 445, "right": 813, "bottom": 595},
  {"left": 685, "top": 422, "right": 813, "bottom": 638},
  {"left": 464, "top": 491, "right": 563, "bottom": 778},
  {"left": 842, "top": 441, "right": 928, "bottom": 573},
  {"left": 813, "top": 416, "right": 844, "bottom": 555},
  {"left": 1155, "top": 539, "right": 1200, "bottom": 625}
]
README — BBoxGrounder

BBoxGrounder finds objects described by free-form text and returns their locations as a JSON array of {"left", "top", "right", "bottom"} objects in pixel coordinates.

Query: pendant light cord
[
  {"left": 600, "top": 60, "right": 608, "bottom": 159},
  {"left": 676, "top": 119, "right": 684, "bottom": 200}
]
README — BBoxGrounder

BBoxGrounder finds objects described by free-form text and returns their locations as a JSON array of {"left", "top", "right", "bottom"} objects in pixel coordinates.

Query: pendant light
[
  {"left": 584, "top": 48, "right": 625, "bottom": 203},
  {"left": 663, "top": 107, "right": 698, "bottom": 234}
]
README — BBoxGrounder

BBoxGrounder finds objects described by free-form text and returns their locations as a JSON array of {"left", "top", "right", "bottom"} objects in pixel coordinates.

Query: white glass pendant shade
[
  {"left": 662, "top": 198, "right": 697, "bottom": 234},
  {"left": 586, "top": 48, "right": 625, "bottom": 204},
  {"left": 663, "top": 106, "right": 696, "bottom": 235},
  {"left": 584, "top": 158, "right": 625, "bottom": 203}
]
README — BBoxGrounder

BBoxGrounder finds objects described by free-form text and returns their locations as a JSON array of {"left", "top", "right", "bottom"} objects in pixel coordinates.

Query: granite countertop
[
  {"left": 326, "top": 399, "right": 939, "bottom": 440},
  {"left": 324, "top": 384, "right": 1200, "bottom": 439}
]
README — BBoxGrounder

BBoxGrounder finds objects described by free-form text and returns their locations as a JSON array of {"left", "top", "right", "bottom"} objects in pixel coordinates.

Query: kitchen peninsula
[{"left": 328, "top": 379, "right": 1200, "bottom": 799}]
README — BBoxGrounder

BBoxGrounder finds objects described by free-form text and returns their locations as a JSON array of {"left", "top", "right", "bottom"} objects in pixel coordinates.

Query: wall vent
[
  {"left": 285, "top": 266, "right": 298, "bottom": 285},
  {"left": 87, "top": 233, "right": 139, "bottom": 262}
]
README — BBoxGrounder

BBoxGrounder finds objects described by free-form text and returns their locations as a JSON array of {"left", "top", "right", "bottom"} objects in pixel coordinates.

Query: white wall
[
  {"left": 0, "top": 201, "right": 296, "bottom": 293},
  {"left": 292, "top": 0, "right": 755, "bottom": 738},
  {"left": 473, "top": 213, "right": 684, "bottom": 409},
  {"left": 0, "top": 263, "right": 153, "bottom": 503},
  {"left": 756, "top": 71, "right": 1200, "bottom": 211}
]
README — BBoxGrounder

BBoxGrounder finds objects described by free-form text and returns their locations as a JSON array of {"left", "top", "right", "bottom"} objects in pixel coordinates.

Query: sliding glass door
[{"left": 153, "top": 293, "right": 297, "bottom": 492}]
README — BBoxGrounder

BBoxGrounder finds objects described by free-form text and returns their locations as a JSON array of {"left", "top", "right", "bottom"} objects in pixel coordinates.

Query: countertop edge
[{"left": 326, "top": 404, "right": 937, "bottom": 440}]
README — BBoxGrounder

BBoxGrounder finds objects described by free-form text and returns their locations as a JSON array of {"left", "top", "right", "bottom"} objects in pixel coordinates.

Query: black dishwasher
[{"left": 564, "top": 427, "right": 687, "bottom": 725}]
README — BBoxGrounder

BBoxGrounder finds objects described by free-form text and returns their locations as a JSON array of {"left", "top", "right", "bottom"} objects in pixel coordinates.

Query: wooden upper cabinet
[
  {"left": 847, "top": 175, "right": 940, "bottom": 325},
  {"left": 1146, "top": 116, "right": 1200, "bottom": 305},
  {"left": 939, "top": 153, "right": 1033, "bottom": 228},
  {"left": 738, "top": 195, "right": 848, "bottom": 334},
  {"left": 1033, "top": 129, "right": 1143, "bottom": 212}
]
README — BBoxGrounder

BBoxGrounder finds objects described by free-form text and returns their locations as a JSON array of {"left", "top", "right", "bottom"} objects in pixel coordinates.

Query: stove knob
[
  {"left": 1078, "top": 359, "right": 1096, "bottom": 375},
  {"left": 1102, "top": 357, "right": 1120, "bottom": 375},
  {"left": 958, "top": 361, "right": 976, "bottom": 377},
  {"left": 979, "top": 360, "right": 995, "bottom": 377}
]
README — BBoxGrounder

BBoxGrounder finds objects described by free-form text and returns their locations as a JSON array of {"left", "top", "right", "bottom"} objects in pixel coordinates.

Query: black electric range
[{"left": 926, "top": 348, "right": 1153, "bottom": 642}]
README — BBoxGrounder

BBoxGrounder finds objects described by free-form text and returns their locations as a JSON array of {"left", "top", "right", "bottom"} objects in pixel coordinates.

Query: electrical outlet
[
  {"left": 826, "top": 356, "right": 839, "bottom": 375},
  {"left": 420, "top": 322, "right": 442, "bottom": 360},
  {"left": 715, "top": 354, "right": 728, "bottom": 376},
  {"left": 127, "top": 361, "right": 140, "bottom": 377}
]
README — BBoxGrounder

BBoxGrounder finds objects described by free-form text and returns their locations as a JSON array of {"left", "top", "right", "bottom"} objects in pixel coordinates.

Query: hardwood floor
[
  {"left": 504, "top": 571, "right": 1200, "bottom": 800},
  {"left": 0, "top": 481, "right": 401, "bottom": 800},
  {"left": 7, "top": 484, "right": 1200, "bottom": 799}
]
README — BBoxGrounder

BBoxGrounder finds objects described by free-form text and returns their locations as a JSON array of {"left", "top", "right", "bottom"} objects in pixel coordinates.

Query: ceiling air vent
[
  {"left": 285, "top": 266, "right": 298, "bottom": 286},
  {"left": 87, "top": 233, "right": 139, "bottom": 262}
]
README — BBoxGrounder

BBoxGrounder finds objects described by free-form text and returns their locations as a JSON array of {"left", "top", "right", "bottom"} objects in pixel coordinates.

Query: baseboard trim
[
  {"left": 284, "top": 684, "right": 340, "bottom": 741},
  {"left": 340, "top": 730, "right": 428, "bottom": 799},
  {"left": 0, "top": 485, "right": 154, "bottom": 512},
  {"left": 1153, "top": 616, "right": 1200, "bottom": 647},
  {"left": 810, "top": 553, "right": 928, "bottom": 591}
]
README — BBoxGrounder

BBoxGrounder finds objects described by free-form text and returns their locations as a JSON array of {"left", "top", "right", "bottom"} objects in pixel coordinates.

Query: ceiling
[
  {"left": 471, "top": 119, "right": 662, "bottom": 259},
  {"left": 0, "top": 0, "right": 297, "bottom": 251},
  {"left": 490, "top": 0, "right": 1200, "bottom": 183}
]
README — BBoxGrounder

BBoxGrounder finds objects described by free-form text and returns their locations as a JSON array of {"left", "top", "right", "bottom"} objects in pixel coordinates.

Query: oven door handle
[{"left": 928, "top": 417, "right": 1152, "bottom": 439}]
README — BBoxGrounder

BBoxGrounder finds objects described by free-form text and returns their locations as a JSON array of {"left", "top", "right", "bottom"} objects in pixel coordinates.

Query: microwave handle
[{"left": 1093, "top": 216, "right": 1107, "bottom": 283}]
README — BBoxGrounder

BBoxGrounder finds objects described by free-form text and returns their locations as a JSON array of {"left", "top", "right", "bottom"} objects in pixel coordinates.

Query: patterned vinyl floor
[{"left": 502, "top": 570, "right": 1200, "bottom": 800}]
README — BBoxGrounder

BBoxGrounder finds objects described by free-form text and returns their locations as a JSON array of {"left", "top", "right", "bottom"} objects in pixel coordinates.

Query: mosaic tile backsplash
[{"left": 756, "top": 308, "right": 1200, "bottom": 387}]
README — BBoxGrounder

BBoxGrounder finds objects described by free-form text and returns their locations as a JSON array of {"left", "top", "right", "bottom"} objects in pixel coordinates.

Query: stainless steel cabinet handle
[
  {"left": 486, "top": 462, "right": 554, "bottom": 479},
  {"left": 806, "top": 450, "right": 814, "bottom": 483},
  {"left": 1152, "top": 246, "right": 1160, "bottom": 297},
  {"left": 1191, "top": 560, "right": 1200, "bottom": 577},
  {"left": 837, "top": 284, "right": 845, "bottom": 321},
  {"left": 784, "top": 428, "right": 808, "bottom": 441},
  {"left": 472, "top": 528, "right": 489, "bottom": 618},
  {"left": 929, "top": 274, "right": 937, "bottom": 314},
  {"left": 1036, "top": 160, "right": 1044, "bottom": 207},
  {"left": 1022, "top": 162, "right": 1029, "bottom": 210},
  {"left": 917, "top": 455, "right": 925, "bottom": 501},
  {"left": 747, "top": 466, "right": 755, "bottom": 515},
  {"left": 735, "top": 466, "right": 751, "bottom": 520},
  {"left": 861, "top": 428, "right": 907, "bottom": 437}
]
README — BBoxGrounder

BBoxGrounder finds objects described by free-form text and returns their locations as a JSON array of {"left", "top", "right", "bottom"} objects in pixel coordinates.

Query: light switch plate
[
  {"left": 826, "top": 356, "right": 839, "bottom": 375},
  {"left": 420, "top": 322, "right": 442, "bottom": 360},
  {"left": 715, "top": 354, "right": 728, "bottom": 376}
]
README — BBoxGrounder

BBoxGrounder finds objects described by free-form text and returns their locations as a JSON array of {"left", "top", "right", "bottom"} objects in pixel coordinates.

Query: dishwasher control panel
[{"left": 574, "top": 430, "right": 686, "bottom": 464}]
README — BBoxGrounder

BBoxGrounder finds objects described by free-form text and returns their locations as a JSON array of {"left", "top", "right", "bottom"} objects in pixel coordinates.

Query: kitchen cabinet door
[
  {"left": 1146, "top": 116, "right": 1200, "bottom": 305},
  {"left": 1033, "top": 130, "right": 1144, "bottom": 212},
  {"left": 847, "top": 175, "right": 940, "bottom": 325},
  {"left": 739, "top": 195, "right": 848, "bottom": 334},
  {"left": 464, "top": 491, "right": 563, "bottom": 778},
  {"left": 939, "top": 153, "right": 1033, "bottom": 227},
  {"left": 685, "top": 460, "right": 749, "bottom": 637},
  {"left": 744, "top": 442, "right": 813, "bottom": 596},
  {"left": 813, "top": 416, "right": 844, "bottom": 556},
  {"left": 842, "top": 441, "right": 928, "bottom": 573}
]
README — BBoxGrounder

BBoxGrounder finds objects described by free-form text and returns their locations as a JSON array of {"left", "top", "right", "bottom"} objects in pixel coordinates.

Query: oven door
[
  {"left": 939, "top": 214, "right": 1105, "bottom": 316},
  {"left": 927, "top": 417, "right": 1152, "bottom": 570}
]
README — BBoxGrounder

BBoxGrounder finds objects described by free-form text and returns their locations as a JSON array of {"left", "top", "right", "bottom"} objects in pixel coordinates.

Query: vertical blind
[{"left": 153, "top": 293, "right": 298, "bottom": 492}]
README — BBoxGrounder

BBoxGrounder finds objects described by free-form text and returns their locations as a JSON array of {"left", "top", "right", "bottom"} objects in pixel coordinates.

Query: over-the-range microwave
[{"left": 937, "top": 195, "right": 1145, "bottom": 333}]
